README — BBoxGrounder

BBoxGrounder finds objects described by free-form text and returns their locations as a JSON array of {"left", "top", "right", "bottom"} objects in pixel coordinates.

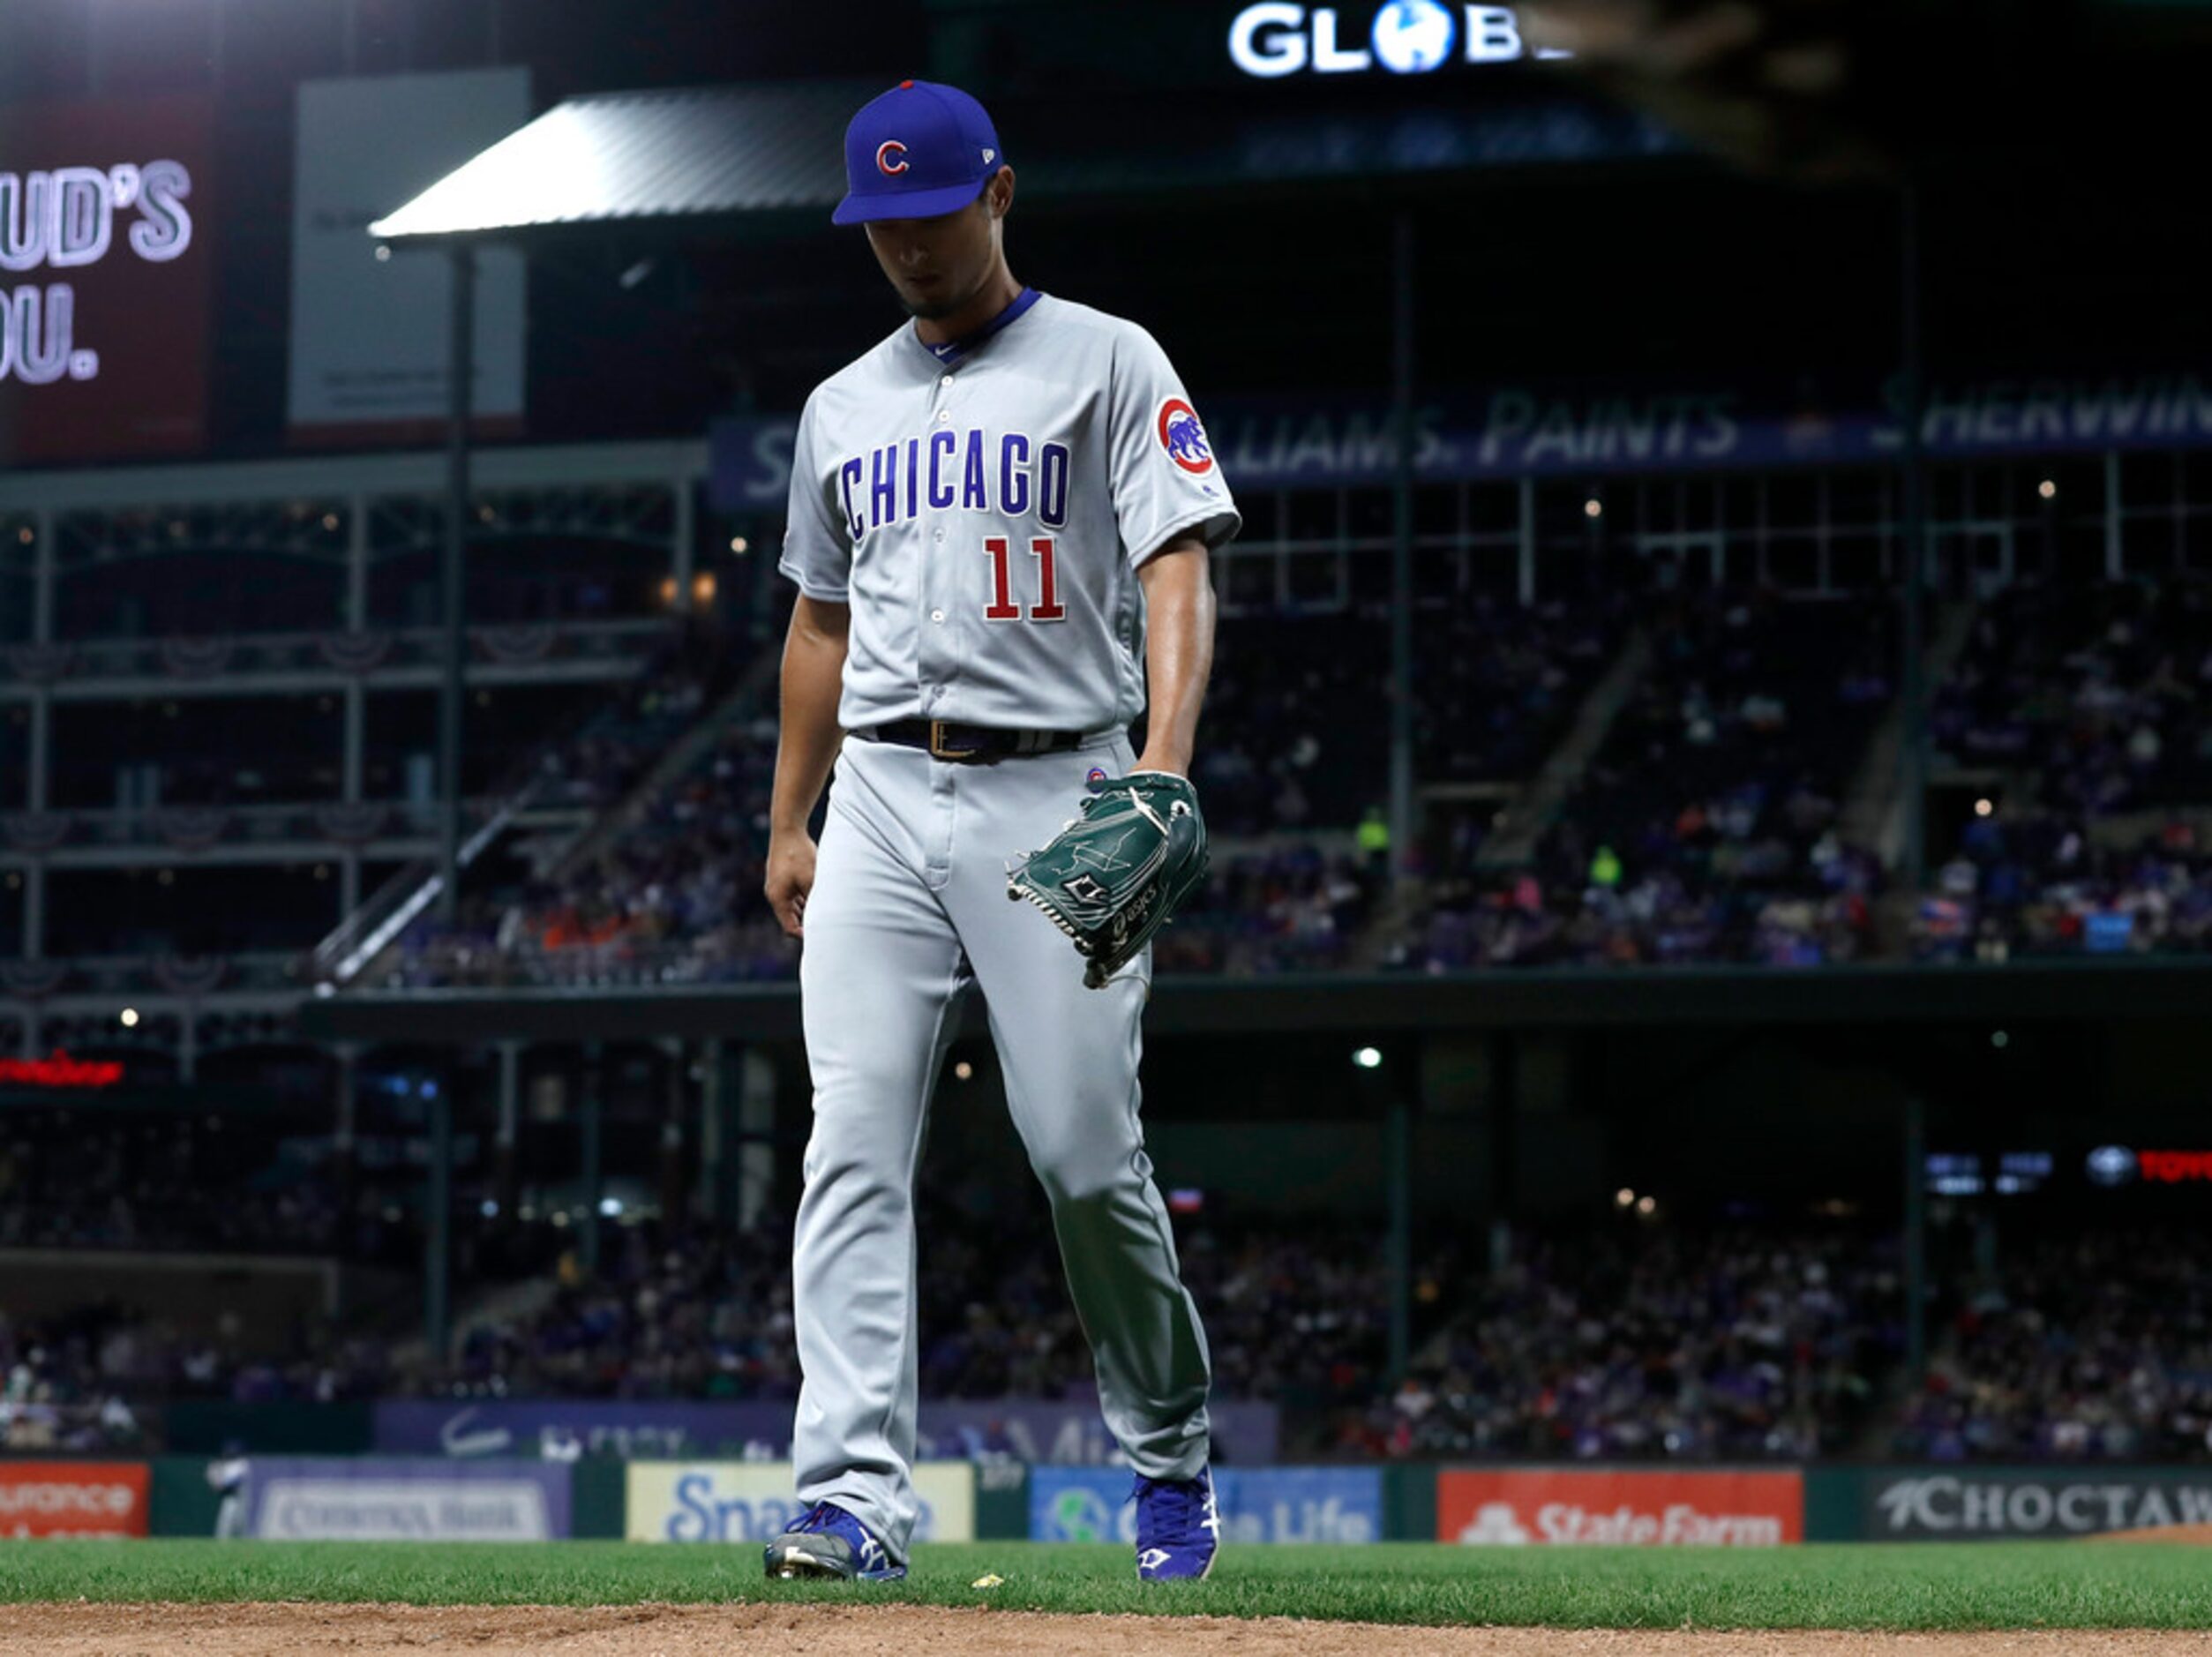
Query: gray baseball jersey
[
  {"left": 779, "top": 292, "right": 1241, "bottom": 732},
  {"left": 778, "top": 291, "right": 1233, "bottom": 1563}
]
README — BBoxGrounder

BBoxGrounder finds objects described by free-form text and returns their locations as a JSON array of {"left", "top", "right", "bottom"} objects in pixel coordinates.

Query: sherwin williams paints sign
[
  {"left": 243, "top": 1458, "right": 569, "bottom": 1541},
  {"left": 1440, "top": 1469, "right": 1803, "bottom": 1546},
  {"left": 624, "top": 1462, "right": 975, "bottom": 1544},
  {"left": 0, "top": 1462, "right": 149, "bottom": 1538},
  {"left": 712, "top": 373, "right": 2212, "bottom": 507},
  {"left": 1030, "top": 1466, "right": 1381, "bottom": 1544}
]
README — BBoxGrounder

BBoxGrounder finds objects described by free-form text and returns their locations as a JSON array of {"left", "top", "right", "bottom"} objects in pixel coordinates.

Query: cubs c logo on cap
[
  {"left": 1157, "top": 398, "right": 1215, "bottom": 476},
  {"left": 876, "top": 140, "right": 910, "bottom": 176}
]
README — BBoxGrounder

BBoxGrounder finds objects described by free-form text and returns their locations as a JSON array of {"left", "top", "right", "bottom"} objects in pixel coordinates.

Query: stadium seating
[{"left": 1394, "top": 586, "right": 1894, "bottom": 970}]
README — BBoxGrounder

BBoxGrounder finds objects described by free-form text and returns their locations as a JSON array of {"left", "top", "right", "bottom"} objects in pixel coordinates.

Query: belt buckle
[{"left": 927, "top": 719, "right": 970, "bottom": 762}]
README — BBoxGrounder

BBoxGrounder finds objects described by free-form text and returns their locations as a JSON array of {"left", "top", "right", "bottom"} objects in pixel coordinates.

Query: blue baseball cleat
[
  {"left": 1133, "top": 1468, "right": 1220, "bottom": 1581},
  {"left": 763, "top": 1501, "right": 906, "bottom": 1582}
]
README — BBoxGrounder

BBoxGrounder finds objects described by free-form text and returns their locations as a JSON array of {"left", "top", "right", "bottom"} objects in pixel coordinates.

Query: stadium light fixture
[
  {"left": 954, "top": 1060, "right": 974, "bottom": 1081},
  {"left": 1583, "top": 498, "right": 1603, "bottom": 519},
  {"left": 1991, "top": 1030, "right": 2009, "bottom": 1050},
  {"left": 1353, "top": 1046, "right": 1383, "bottom": 1068},
  {"left": 1975, "top": 798, "right": 1993, "bottom": 817},
  {"left": 119, "top": 1007, "right": 139, "bottom": 1028},
  {"left": 1614, "top": 1187, "right": 1634, "bottom": 1209},
  {"left": 480, "top": 1200, "right": 499, "bottom": 1218},
  {"left": 1636, "top": 1195, "right": 1656, "bottom": 1217},
  {"left": 2037, "top": 478, "right": 2057, "bottom": 500},
  {"left": 730, "top": 536, "right": 750, "bottom": 555},
  {"left": 599, "top": 1197, "right": 622, "bottom": 1218}
]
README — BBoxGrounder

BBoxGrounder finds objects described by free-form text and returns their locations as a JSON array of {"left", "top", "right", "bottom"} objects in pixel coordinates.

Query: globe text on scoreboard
[{"left": 1227, "top": 4, "right": 1571, "bottom": 79}]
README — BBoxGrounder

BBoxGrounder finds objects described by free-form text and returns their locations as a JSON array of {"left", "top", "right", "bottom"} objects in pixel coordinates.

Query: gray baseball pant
[{"left": 790, "top": 730, "right": 1211, "bottom": 1562}]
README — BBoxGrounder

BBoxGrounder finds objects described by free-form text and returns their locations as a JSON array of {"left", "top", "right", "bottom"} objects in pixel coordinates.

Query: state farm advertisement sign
[
  {"left": 1441, "top": 1469, "right": 1802, "bottom": 1546},
  {"left": 0, "top": 1462, "right": 149, "bottom": 1538},
  {"left": 0, "top": 94, "right": 214, "bottom": 462}
]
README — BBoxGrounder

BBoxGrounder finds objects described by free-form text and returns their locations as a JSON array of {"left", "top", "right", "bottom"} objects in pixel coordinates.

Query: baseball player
[{"left": 761, "top": 79, "right": 1237, "bottom": 1584}]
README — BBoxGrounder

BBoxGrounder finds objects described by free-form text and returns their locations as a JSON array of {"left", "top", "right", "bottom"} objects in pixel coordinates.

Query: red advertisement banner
[
  {"left": 0, "top": 94, "right": 214, "bottom": 463},
  {"left": 1438, "top": 1468, "right": 1803, "bottom": 1546},
  {"left": 0, "top": 1461, "right": 150, "bottom": 1539}
]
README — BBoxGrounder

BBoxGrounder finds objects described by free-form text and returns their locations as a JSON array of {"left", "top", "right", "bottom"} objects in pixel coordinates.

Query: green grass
[{"left": 4, "top": 1541, "right": 2211, "bottom": 1629}]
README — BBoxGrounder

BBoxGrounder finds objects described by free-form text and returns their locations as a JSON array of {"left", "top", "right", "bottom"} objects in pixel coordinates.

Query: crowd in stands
[
  {"left": 415, "top": 1203, "right": 1394, "bottom": 1417},
  {"left": 1933, "top": 576, "right": 2212, "bottom": 817},
  {"left": 389, "top": 705, "right": 795, "bottom": 991},
  {"left": 406, "top": 574, "right": 2212, "bottom": 982},
  {"left": 1151, "top": 844, "right": 1383, "bottom": 975},
  {"left": 1894, "top": 1227, "right": 2212, "bottom": 1464},
  {"left": 1915, "top": 575, "right": 2212, "bottom": 960},
  {"left": 0, "top": 1118, "right": 354, "bottom": 1256},
  {"left": 1394, "top": 584, "right": 1893, "bottom": 970},
  {"left": 56, "top": 557, "right": 2212, "bottom": 990},
  {"left": 1913, "top": 810, "right": 2212, "bottom": 960},
  {"left": 530, "top": 619, "right": 735, "bottom": 813},
  {"left": 1340, "top": 1226, "right": 1903, "bottom": 1461},
  {"left": 19, "top": 1190, "right": 2212, "bottom": 1467},
  {"left": 433, "top": 1219, "right": 801, "bottom": 1401},
  {"left": 1414, "top": 589, "right": 1632, "bottom": 785}
]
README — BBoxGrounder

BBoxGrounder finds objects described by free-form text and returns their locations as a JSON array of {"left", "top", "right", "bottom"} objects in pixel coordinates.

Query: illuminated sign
[
  {"left": 1227, "top": 4, "right": 1569, "bottom": 79},
  {"left": 0, "top": 1048, "right": 124, "bottom": 1090},
  {"left": 2137, "top": 1149, "right": 2212, "bottom": 1185},
  {"left": 1924, "top": 1153, "right": 1983, "bottom": 1197},
  {"left": 0, "top": 162, "right": 191, "bottom": 386},
  {"left": 2082, "top": 1145, "right": 2212, "bottom": 1187},
  {"left": 0, "top": 95, "right": 214, "bottom": 461}
]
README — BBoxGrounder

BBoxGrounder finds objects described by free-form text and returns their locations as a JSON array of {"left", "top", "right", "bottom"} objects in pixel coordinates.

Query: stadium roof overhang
[{"left": 366, "top": 78, "right": 1692, "bottom": 251}]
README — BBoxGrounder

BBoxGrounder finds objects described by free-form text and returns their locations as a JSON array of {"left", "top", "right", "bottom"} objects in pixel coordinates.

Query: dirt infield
[{"left": 3, "top": 1606, "right": 2208, "bottom": 1657}]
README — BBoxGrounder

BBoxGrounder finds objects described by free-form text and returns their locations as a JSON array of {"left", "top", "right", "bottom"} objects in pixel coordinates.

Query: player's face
[{"left": 863, "top": 170, "right": 1010, "bottom": 320}]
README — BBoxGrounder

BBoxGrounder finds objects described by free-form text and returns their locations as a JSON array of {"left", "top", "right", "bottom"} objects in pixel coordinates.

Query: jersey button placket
[
  {"left": 920, "top": 373, "right": 956, "bottom": 716},
  {"left": 922, "top": 358, "right": 956, "bottom": 892}
]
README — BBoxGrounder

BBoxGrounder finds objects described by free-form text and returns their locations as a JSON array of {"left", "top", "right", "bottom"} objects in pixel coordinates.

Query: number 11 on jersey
[{"left": 984, "top": 536, "right": 1066, "bottom": 623}]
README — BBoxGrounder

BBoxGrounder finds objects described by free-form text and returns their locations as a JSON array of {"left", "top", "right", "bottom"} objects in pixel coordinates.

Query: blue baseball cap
[{"left": 833, "top": 79, "right": 1005, "bottom": 227}]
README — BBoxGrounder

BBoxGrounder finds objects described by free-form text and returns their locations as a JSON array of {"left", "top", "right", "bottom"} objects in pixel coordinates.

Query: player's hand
[{"left": 765, "top": 832, "right": 818, "bottom": 940}]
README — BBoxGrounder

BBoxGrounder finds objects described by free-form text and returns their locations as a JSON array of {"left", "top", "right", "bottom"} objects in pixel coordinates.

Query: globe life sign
[{"left": 1227, "top": 3, "right": 1569, "bottom": 79}]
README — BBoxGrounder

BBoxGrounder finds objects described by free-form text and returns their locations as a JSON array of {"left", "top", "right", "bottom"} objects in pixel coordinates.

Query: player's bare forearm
[
  {"left": 765, "top": 594, "right": 850, "bottom": 937},
  {"left": 1134, "top": 536, "right": 1214, "bottom": 779}
]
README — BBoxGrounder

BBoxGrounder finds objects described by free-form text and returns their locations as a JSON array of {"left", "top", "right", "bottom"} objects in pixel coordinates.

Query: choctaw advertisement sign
[{"left": 0, "top": 95, "right": 213, "bottom": 462}]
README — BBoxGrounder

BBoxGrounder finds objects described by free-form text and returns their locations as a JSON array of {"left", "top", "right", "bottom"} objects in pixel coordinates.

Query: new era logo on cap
[{"left": 834, "top": 80, "right": 1006, "bottom": 226}]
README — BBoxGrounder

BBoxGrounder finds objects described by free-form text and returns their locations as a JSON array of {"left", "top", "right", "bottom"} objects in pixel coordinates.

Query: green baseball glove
[{"left": 1007, "top": 771, "right": 1210, "bottom": 989}]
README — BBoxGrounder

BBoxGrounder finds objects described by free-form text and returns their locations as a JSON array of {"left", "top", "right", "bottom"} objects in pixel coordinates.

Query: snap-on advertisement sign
[
  {"left": 1439, "top": 1469, "right": 1803, "bottom": 1546},
  {"left": 0, "top": 94, "right": 214, "bottom": 463},
  {"left": 0, "top": 1461, "right": 150, "bottom": 1538},
  {"left": 624, "top": 1461, "right": 975, "bottom": 1544}
]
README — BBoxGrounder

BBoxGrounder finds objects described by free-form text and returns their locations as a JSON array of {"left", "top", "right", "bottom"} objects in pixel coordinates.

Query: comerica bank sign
[{"left": 1228, "top": 4, "right": 1570, "bottom": 79}]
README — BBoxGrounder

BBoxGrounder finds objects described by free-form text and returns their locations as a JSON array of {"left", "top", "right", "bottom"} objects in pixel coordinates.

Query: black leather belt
[{"left": 859, "top": 719, "right": 1088, "bottom": 762}]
